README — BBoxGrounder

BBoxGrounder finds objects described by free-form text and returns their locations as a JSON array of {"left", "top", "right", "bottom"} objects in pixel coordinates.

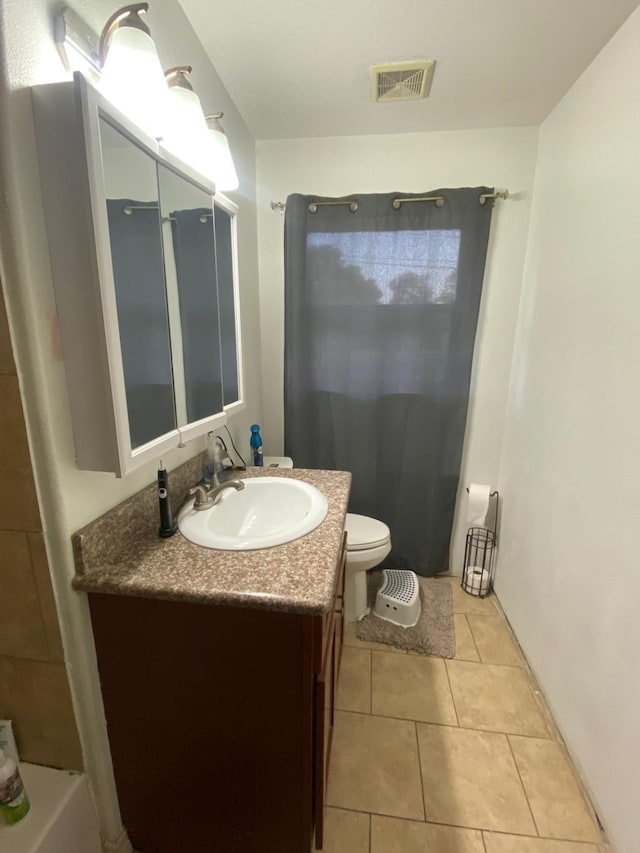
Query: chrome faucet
[
  {"left": 208, "top": 479, "right": 245, "bottom": 504},
  {"left": 188, "top": 480, "right": 245, "bottom": 512},
  {"left": 189, "top": 484, "right": 214, "bottom": 511}
]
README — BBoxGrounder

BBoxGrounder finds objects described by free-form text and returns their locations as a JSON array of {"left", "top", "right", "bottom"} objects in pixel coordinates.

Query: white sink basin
[{"left": 178, "top": 477, "right": 328, "bottom": 550}]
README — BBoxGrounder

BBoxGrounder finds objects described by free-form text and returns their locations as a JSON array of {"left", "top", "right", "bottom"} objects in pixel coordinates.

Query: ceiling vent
[{"left": 370, "top": 60, "right": 436, "bottom": 103}]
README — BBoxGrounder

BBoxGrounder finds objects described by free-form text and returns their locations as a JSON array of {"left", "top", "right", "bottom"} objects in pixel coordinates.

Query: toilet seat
[{"left": 345, "top": 513, "right": 390, "bottom": 552}]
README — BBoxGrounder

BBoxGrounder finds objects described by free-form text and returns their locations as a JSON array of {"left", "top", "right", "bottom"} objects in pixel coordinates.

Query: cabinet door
[
  {"left": 214, "top": 198, "right": 242, "bottom": 411},
  {"left": 157, "top": 164, "right": 225, "bottom": 432},
  {"left": 99, "top": 118, "right": 177, "bottom": 451},
  {"left": 333, "top": 536, "right": 346, "bottom": 696},
  {"left": 314, "top": 613, "right": 335, "bottom": 851}
]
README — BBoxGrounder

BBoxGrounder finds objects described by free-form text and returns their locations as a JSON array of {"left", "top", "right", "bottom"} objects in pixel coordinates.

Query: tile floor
[{"left": 324, "top": 577, "right": 609, "bottom": 853}]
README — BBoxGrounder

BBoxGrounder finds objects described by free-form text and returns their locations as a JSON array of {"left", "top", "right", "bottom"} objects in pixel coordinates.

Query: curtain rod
[
  {"left": 270, "top": 189, "right": 510, "bottom": 214},
  {"left": 479, "top": 190, "right": 509, "bottom": 206}
]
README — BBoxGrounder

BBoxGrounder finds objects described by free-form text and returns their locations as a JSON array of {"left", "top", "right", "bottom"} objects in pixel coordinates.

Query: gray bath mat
[{"left": 355, "top": 570, "right": 455, "bottom": 658}]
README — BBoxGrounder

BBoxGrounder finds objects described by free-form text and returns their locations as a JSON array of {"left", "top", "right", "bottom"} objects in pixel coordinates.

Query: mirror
[
  {"left": 157, "top": 164, "right": 224, "bottom": 425},
  {"left": 99, "top": 117, "right": 176, "bottom": 449},
  {"left": 214, "top": 204, "right": 239, "bottom": 405}
]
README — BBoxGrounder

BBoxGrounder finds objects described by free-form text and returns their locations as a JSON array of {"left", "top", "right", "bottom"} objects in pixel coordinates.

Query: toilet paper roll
[
  {"left": 466, "top": 483, "right": 491, "bottom": 527},
  {"left": 464, "top": 566, "right": 491, "bottom": 597}
]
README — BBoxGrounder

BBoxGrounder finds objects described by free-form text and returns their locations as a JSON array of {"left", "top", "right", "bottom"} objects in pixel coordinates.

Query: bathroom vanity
[{"left": 73, "top": 465, "right": 350, "bottom": 853}]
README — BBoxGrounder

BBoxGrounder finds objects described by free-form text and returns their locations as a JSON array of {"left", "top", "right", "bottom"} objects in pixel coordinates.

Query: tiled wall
[{"left": 0, "top": 284, "right": 82, "bottom": 770}]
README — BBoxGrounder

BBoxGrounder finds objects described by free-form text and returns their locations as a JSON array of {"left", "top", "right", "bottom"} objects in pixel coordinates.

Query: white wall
[
  {"left": 256, "top": 127, "right": 538, "bottom": 570},
  {"left": 0, "top": 1, "right": 261, "bottom": 847},
  {"left": 496, "top": 9, "right": 640, "bottom": 852}
]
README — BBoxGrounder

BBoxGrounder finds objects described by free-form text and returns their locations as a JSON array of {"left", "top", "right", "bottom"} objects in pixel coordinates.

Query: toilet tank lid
[{"left": 345, "top": 513, "right": 390, "bottom": 550}]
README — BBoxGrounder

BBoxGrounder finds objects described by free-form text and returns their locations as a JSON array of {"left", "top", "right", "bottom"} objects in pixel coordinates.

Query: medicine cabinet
[{"left": 32, "top": 74, "right": 243, "bottom": 476}]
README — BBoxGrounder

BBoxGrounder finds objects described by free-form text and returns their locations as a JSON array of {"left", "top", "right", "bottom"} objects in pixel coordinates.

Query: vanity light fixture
[
  {"left": 54, "top": 7, "right": 102, "bottom": 76},
  {"left": 205, "top": 114, "right": 239, "bottom": 192},
  {"left": 54, "top": 5, "right": 238, "bottom": 188},
  {"left": 98, "top": 3, "right": 168, "bottom": 138}
]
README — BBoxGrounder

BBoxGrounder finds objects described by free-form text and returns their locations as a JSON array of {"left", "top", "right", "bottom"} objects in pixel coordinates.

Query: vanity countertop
[{"left": 72, "top": 467, "right": 351, "bottom": 615}]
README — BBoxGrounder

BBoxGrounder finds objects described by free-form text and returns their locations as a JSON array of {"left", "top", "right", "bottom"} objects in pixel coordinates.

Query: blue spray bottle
[{"left": 250, "top": 424, "right": 264, "bottom": 467}]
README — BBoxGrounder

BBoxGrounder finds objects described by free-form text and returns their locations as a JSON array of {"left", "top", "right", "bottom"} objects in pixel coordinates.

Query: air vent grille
[{"left": 370, "top": 60, "right": 436, "bottom": 103}]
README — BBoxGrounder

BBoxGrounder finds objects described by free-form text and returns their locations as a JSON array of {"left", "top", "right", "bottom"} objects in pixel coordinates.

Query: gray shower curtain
[{"left": 284, "top": 189, "right": 493, "bottom": 575}]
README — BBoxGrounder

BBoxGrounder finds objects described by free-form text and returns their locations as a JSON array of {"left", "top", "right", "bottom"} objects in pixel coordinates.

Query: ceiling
[{"left": 179, "top": 0, "right": 639, "bottom": 140}]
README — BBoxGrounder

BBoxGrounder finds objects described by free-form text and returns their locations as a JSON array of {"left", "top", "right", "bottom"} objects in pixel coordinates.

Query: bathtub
[{"left": 0, "top": 763, "right": 101, "bottom": 852}]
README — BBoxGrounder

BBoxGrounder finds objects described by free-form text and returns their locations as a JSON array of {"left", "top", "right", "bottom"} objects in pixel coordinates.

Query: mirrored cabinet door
[
  {"left": 157, "top": 164, "right": 224, "bottom": 426},
  {"left": 214, "top": 202, "right": 240, "bottom": 407},
  {"left": 99, "top": 118, "right": 177, "bottom": 449}
]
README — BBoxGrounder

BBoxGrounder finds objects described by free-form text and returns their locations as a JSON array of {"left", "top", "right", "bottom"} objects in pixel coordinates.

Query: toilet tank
[{"left": 262, "top": 456, "right": 293, "bottom": 468}]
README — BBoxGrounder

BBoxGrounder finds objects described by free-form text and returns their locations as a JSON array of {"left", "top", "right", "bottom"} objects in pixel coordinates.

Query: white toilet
[
  {"left": 344, "top": 513, "right": 392, "bottom": 623},
  {"left": 263, "top": 458, "right": 392, "bottom": 623}
]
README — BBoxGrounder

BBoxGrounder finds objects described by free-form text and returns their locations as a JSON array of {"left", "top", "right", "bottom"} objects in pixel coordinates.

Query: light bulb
[
  {"left": 206, "top": 115, "right": 239, "bottom": 192},
  {"left": 163, "top": 85, "right": 213, "bottom": 178},
  {"left": 100, "top": 26, "right": 168, "bottom": 138}
]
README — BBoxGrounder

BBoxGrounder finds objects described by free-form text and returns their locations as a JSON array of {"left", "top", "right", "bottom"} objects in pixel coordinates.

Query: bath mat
[{"left": 355, "top": 571, "right": 455, "bottom": 658}]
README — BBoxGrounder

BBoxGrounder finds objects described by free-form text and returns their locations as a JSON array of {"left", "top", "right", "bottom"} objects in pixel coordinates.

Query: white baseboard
[{"left": 102, "top": 829, "right": 133, "bottom": 853}]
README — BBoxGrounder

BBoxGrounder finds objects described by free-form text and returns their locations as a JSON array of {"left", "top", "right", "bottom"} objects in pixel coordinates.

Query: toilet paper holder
[{"left": 461, "top": 489, "right": 499, "bottom": 599}]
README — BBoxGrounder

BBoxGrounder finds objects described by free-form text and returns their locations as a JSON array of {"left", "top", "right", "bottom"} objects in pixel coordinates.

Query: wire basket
[{"left": 461, "top": 528, "right": 496, "bottom": 597}]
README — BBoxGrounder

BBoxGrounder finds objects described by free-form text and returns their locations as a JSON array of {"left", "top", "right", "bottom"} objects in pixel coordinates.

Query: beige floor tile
[
  {"left": 372, "top": 815, "right": 484, "bottom": 852},
  {"left": 483, "top": 833, "right": 599, "bottom": 852},
  {"left": 416, "top": 723, "right": 535, "bottom": 834},
  {"left": 371, "top": 651, "right": 457, "bottom": 725},
  {"left": 509, "top": 736, "right": 601, "bottom": 843},
  {"left": 454, "top": 613, "right": 481, "bottom": 662},
  {"left": 446, "top": 660, "right": 549, "bottom": 737},
  {"left": 336, "top": 647, "right": 371, "bottom": 713},
  {"left": 327, "top": 711, "right": 424, "bottom": 820},
  {"left": 467, "top": 614, "right": 524, "bottom": 666},
  {"left": 450, "top": 578, "right": 500, "bottom": 615},
  {"left": 322, "top": 807, "right": 369, "bottom": 853},
  {"left": 343, "top": 621, "right": 407, "bottom": 653}
]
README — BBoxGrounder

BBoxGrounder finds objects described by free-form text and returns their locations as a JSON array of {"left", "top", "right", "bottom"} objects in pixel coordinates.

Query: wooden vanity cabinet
[{"left": 88, "top": 537, "right": 345, "bottom": 853}]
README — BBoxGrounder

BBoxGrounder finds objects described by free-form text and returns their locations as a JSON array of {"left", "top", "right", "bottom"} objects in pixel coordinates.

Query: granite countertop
[{"left": 72, "top": 465, "right": 351, "bottom": 615}]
